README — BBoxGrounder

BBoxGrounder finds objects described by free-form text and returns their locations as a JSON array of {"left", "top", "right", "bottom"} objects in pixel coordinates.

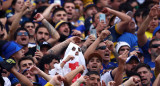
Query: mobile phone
[
  {"left": 54, "top": 0, "right": 61, "bottom": 5},
  {"left": 99, "top": 14, "right": 106, "bottom": 24}
]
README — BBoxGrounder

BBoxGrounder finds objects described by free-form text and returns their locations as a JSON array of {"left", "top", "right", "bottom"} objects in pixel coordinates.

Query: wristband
[{"left": 63, "top": 61, "right": 66, "bottom": 64}]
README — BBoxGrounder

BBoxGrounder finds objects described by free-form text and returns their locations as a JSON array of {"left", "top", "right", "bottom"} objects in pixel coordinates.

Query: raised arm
[
  {"left": 114, "top": 50, "right": 129, "bottom": 86},
  {"left": 42, "top": 3, "right": 61, "bottom": 22},
  {"left": 8, "top": 0, "right": 30, "bottom": 41},
  {"left": 84, "top": 29, "right": 111, "bottom": 61},
  {"left": 29, "top": 66, "right": 52, "bottom": 81},
  {"left": 47, "top": 36, "right": 81, "bottom": 55},
  {"left": 64, "top": 65, "right": 85, "bottom": 85},
  {"left": 102, "top": 7, "right": 131, "bottom": 34},
  {"left": 137, "top": 5, "right": 159, "bottom": 47},
  {"left": 34, "top": 13, "right": 60, "bottom": 45}
]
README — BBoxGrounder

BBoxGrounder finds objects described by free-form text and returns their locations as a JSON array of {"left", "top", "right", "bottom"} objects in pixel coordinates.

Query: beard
[{"left": 59, "top": 34, "right": 68, "bottom": 42}]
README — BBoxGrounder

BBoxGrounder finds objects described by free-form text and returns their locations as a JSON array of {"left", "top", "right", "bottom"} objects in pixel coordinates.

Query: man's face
[
  {"left": 35, "top": 27, "right": 49, "bottom": 45},
  {"left": 148, "top": 16, "right": 159, "bottom": 32},
  {"left": 87, "top": 57, "right": 102, "bottom": 72},
  {"left": 58, "top": 23, "right": 70, "bottom": 37},
  {"left": 85, "top": 6, "right": 98, "bottom": 18},
  {"left": 24, "top": 22, "right": 35, "bottom": 36},
  {"left": 149, "top": 40, "right": 160, "bottom": 59},
  {"left": 86, "top": 74, "right": 101, "bottom": 86},
  {"left": 137, "top": 67, "right": 152, "bottom": 86},
  {"left": 23, "top": 70, "right": 36, "bottom": 82},
  {"left": 128, "top": 20, "right": 136, "bottom": 34},
  {"left": 74, "top": 0, "right": 83, "bottom": 12},
  {"left": 118, "top": 45, "right": 130, "bottom": 55},
  {"left": 16, "top": 30, "right": 29, "bottom": 46},
  {"left": 64, "top": 3, "right": 75, "bottom": 20},
  {"left": 97, "top": 42, "right": 111, "bottom": 61},
  {"left": 19, "top": 60, "right": 34, "bottom": 72},
  {"left": 52, "top": 11, "right": 67, "bottom": 23},
  {"left": 126, "top": 59, "right": 139, "bottom": 72}
]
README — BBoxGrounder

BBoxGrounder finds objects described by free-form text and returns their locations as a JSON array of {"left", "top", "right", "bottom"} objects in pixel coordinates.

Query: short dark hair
[
  {"left": 127, "top": 71, "right": 141, "bottom": 78},
  {"left": 0, "top": 21, "right": 4, "bottom": 30},
  {"left": 35, "top": 25, "right": 47, "bottom": 34},
  {"left": 62, "top": 0, "right": 75, "bottom": 8},
  {"left": 149, "top": 38, "right": 160, "bottom": 48},
  {"left": 86, "top": 71, "right": 100, "bottom": 76},
  {"left": 38, "top": 54, "right": 60, "bottom": 71},
  {"left": 21, "top": 21, "right": 35, "bottom": 28},
  {"left": 119, "top": 2, "right": 133, "bottom": 12},
  {"left": 52, "top": 7, "right": 66, "bottom": 17},
  {"left": 14, "top": 27, "right": 30, "bottom": 40},
  {"left": 18, "top": 56, "right": 34, "bottom": 69},
  {"left": 134, "top": 63, "right": 151, "bottom": 72}
]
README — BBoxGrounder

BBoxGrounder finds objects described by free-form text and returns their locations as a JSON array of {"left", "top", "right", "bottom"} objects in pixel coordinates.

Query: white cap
[{"left": 115, "top": 41, "right": 130, "bottom": 53}]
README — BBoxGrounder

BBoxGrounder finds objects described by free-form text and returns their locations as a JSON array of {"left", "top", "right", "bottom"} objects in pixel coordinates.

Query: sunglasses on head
[
  {"left": 17, "top": 32, "right": 28, "bottom": 36},
  {"left": 26, "top": 25, "right": 34, "bottom": 28},
  {"left": 96, "top": 46, "right": 106, "bottom": 50},
  {"left": 151, "top": 44, "right": 160, "bottom": 48}
]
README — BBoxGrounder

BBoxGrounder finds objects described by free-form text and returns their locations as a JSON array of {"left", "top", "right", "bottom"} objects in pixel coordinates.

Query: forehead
[
  {"left": 17, "top": 0, "right": 24, "bottom": 2},
  {"left": 90, "top": 74, "right": 100, "bottom": 78},
  {"left": 152, "top": 40, "right": 160, "bottom": 44},
  {"left": 64, "top": 2, "right": 75, "bottom": 7},
  {"left": 37, "top": 27, "right": 48, "bottom": 33},
  {"left": 98, "top": 42, "right": 105, "bottom": 47},
  {"left": 18, "top": 30, "right": 27, "bottom": 32},
  {"left": 20, "top": 59, "right": 33, "bottom": 65},
  {"left": 54, "top": 11, "right": 66, "bottom": 15},
  {"left": 89, "top": 56, "right": 100, "bottom": 61},
  {"left": 137, "top": 67, "right": 149, "bottom": 72},
  {"left": 25, "top": 22, "right": 34, "bottom": 26}
]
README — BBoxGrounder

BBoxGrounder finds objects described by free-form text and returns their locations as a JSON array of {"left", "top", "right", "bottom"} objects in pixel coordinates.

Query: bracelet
[{"left": 63, "top": 61, "right": 66, "bottom": 64}]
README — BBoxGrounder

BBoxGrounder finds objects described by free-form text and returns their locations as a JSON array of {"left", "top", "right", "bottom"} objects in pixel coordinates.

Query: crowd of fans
[{"left": 1, "top": 0, "right": 160, "bottom": 86}]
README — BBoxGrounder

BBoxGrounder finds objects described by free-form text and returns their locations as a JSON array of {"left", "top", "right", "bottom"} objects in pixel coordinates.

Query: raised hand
[
  {"left": 71, "top": 29, "right": 82, "bottom": 37},
  {"left": 50, "top": 75, "right": 65, "bottom": 85},
  {"left": 149, "top": 5, "right": 160, "bottom": 18},
  {"left": 118, "top": 50, "right": 129, "bottom": 65},
  {"left": 64, "top": 55, "right": 75, "bottom": 62},
  {"left": 83, "top": 35, "right": 96, "bottom": 47},
  {"left": 67, "top": 36, "right": 81, "bottom": 44},
  {"left": 105, "top": 40, "right": 114, "bottom": 51},
  {"left": 34, "top": 13, "right": 45, "bottom": 22},
  {"left": 99, "top": 29, "right": 111, "bottom": 41},
  {"left": 29, "top": 65, "right": 41, "bottom": 75},
  {"left": 107, "top": 81, "right": 115, "bottom": 86}
]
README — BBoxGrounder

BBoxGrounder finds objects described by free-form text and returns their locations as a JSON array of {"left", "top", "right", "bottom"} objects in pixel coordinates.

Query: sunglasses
[
  {"left": 151, "top": 44, "right": 160, "bottom": 48},
  {"left": 26, "top": 25, "right": 34, "bottom": 28},
  {"left": 96, "top": 46, "right": 106, "bottom": 50},
  {"left": 17, "top": 32, "right": 28, "bottom": 36}
]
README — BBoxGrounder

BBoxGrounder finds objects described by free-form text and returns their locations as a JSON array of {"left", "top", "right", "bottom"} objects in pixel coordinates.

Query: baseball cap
[
  {"left": 87, "top": 52, "right": 102, "bottom": 63},
  {"left": 39, "top": 42, "right": 52, "bottom": 49},
  {"left": 55, "top": 20, "right": 70, "bottom": 30},
  {"left": 2, "top": 41, "right": 23, "bottom": 59},
  {"left": 115, "top": 41, "right": 130, "bottom": 53},
  {"left": 84, "top": 2, "right": 96, "bottom": 12},
  {"left": 126, "top": 55, "right": 140, "bottom": 64}
]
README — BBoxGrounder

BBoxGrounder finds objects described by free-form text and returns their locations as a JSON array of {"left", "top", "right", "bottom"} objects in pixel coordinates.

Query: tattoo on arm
[{"left": 42, "top": 19, "right": 56, "bottom": 37}]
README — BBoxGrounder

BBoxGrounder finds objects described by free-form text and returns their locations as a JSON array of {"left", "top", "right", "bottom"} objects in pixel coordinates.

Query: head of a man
[
  {"left": 18, "top": 56, "right": 34, "bottom": 72},
  {"left": 135, "top": 63, "right": 153, "bottom": 86},
  {"left": 35, "top": 25, "right": 50, "bottom": 45},
  {"left": 52, "top": 8, "right": 68, "bottom": 23},
  {"left": 96, "top": 42, "right": 111, "bottom": 61},
  {"left": 14, "top": 27, "right": 30, "bottom": 47},
  {"left": 38, "top": 54, "right": 60, "bottom": 74},
  {"left": 116, "top": 42, "right": 130, "bottom": 55},
  {"left": 108, "top": 0, "right": 125, "bottom": 10},
  {"left": 63, "top": 1, "right": 75, "bottom": 21},
  {"left": 95, "top": 0, "right": 110, "bottom": 9},
  {"left": 86, "top": 71, "right": 101, "bottom": 86},
  {"left": 55, "top": 21, "right": 71, "bottom": 42},
  {"left": 148, "top": 39, "right": 160, "bottom": 60},
  {"left": 84, "top": 2, "right": 98, "bottom": 19},
  {"left": 87, "top": 52, "right": 102, "bottom": 72},
  {"left": 126, "top": 55, "right": 140, "bottom": 73},
  {"left": 153, "top": 26, "right": 160, "bottom": 39},
  {"left": 22, "top": 21, "right": 35, "bottom": 36}
]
